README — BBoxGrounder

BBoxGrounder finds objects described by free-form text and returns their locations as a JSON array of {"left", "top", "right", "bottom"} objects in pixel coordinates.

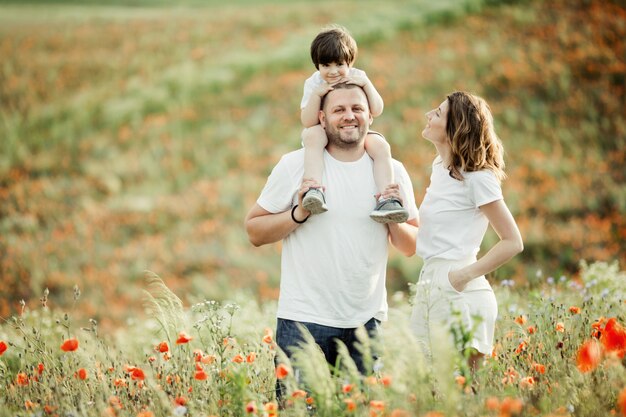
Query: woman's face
[{"left": 422, "top": 99, "right": 449, "bottom": 144}]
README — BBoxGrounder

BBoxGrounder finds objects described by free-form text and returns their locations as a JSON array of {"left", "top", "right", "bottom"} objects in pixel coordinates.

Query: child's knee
[
  {"left": 302, "top": 126, "right": 327, "bottom": 148},
  {"left": 366, "top": 133, "right": 391, "bottom": 157}
]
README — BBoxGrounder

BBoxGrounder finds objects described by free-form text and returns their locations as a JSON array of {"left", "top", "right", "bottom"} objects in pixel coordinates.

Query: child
[{"left": 300, "top": 25, "right": 409, "bottom": 223}]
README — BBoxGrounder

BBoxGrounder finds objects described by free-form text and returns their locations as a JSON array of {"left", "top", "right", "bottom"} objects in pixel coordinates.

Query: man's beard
[{"left": 325, "top": 123, "right": 368, "bottom": 149}]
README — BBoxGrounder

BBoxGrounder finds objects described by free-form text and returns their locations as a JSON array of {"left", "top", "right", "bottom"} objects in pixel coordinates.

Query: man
[{"left": 245, "top": 82, "right": 418, "bottom": 395}]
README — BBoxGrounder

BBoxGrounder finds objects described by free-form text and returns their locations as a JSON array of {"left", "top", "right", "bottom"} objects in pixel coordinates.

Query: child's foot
[
  {"left": 370, "top": 198, "right": 409, "bottom": 224},
  {"left": 302, "top": 188, "right": 328, "bottom": 215}
]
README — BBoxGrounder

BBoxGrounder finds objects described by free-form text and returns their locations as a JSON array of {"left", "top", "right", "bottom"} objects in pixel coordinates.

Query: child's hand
[
  {"left": 374, "top": 183, "right": 403, "bottom": 204},
  {"left": 314, "top": 82, "right": 335, "bottom": 97},
  {"left": 343, "top": 74, "right": 369, "bottom": 88}
]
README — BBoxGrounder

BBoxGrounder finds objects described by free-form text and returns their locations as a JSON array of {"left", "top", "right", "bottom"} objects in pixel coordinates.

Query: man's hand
[{"left": 374, "top": 183, "right": 403, "bottom": 205}]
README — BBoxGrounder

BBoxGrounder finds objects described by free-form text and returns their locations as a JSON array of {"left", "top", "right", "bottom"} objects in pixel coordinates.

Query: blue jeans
[{"left": 274, "top": 317, "right": 381, "bottom": 401}]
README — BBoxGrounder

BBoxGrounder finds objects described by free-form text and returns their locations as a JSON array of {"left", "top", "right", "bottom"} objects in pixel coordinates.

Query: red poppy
[
  {"left": 370, "top": 400, "right": 385, "bottom": 411},
  {"left": 342, "top": 383, "right": 354, "bottom": 393},
  {"left": 291, "top": 389, "right": 307, "bottom": 398},
  {"left": 194, "top": 369, "right": 208, "bottom": 380},
  {"left": 532, "top": 363, "right": 546, "bottom": 374},
  {"left": 602, "top": 318, "right": 626, "bottom": 358},
  {"left": 275, "top": 363, "right": 289, "bottom": 379},
  {"left": 174, "top": 396, "right": 187, "bottom": 406},
  {"left": 555, "top": 322, "right": 565, "bottom": 333},
  {"left": 127, "top": 366, "right": 145, "bottom": 381},
  {"left": 232, "top": 354, "right": 244, "bottom": 363},
  {"left": 245, "top": 401, "right": 257, "bottom": 414},
  {"left": 61, "top": 338, "right": 79, "bottom": 352},
  {"left": 176, "top": 332, "right": 192, "bottom": 345},
  {"left": 569, "top": 306, "right": 581, "bottom": 314},
  {"left": 514, "top": 315, "right": 527, "bottom": 325},
  {"left": 0, "top": 341, "right": 7, "bottom": 355},
  {"left": 617, "top": 387, "right": 626, "bottom": 417},
  {"left": 246, "top": 352, "right": 256, "bottom": 363},
  {"left": 37, "top": 363, "right": 44, "bottom": 374},
  {"left": 16, "top": 372, "right": 29, "bottom": 386},
  {"left": 576, "top": 339, "right": 602, "bottom": 372},
  {"left": 344, "top": 398, "right": 356, "bottom": 411},
  {"left": 76, "top": 368, "right": 88, "bottom": 380},
  {"left": 156, "top": 342, "right": 169, "bottom": 353}
]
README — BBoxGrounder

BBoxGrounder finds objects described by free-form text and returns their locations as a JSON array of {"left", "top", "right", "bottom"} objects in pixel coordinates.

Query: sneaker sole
[
  {"left": 370, "top": 210, "right": 409, "bottom": 224},
  {"left": 302, "top": 197, "right": 328, "bottom": 215}
]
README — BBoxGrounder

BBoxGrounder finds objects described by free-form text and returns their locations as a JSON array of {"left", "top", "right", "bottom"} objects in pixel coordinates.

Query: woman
[{"left": 410, "top": 91, "right": 523, "bottom": 370}]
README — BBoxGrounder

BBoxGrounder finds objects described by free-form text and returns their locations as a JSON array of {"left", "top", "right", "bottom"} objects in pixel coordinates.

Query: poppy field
[{"left": 0, "top": 0, "right": 625, "bottom": 415}]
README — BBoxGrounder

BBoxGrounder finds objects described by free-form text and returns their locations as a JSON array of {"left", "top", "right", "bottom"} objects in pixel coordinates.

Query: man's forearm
[
  {"left": 387, "top": 219, "right": 418, "bottom": 256},
  {"left": 245, "top": 205, "right": 309, "bottom": 247}
]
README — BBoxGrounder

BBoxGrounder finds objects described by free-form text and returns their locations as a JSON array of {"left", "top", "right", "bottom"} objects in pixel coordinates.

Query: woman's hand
[{"left": 448, "top": 269, "right": 468, "bottom": 292}]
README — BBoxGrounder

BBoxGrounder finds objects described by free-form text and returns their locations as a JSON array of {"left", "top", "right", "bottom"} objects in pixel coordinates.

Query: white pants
[{"left": 409, "top": 257, "right": 497, "bottom": 358}]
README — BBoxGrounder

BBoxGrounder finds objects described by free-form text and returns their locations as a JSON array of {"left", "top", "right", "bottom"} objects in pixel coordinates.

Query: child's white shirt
[{"left": 300, "top": 68, "right": 367, "bottom": 109}]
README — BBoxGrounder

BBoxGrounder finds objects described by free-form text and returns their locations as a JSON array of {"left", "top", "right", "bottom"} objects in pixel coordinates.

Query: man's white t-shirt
[
  {"left": 257, "top": 148, "right": 418, "bottom": 328},
  {"left": 300, "top": 68, "right": 367, "bottom": 110},
  {"left": 415, "top": 156, "right": 503, "bottom": 262}
]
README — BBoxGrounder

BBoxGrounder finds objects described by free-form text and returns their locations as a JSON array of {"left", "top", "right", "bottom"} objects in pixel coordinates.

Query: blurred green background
[{"left": 1, "top": 0, "right": 624, "bottom": 328}]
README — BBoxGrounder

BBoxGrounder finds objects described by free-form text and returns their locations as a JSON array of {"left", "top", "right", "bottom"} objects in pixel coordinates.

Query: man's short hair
[{"left": 320, "top": 82, "right": 365, "bottom": 111}]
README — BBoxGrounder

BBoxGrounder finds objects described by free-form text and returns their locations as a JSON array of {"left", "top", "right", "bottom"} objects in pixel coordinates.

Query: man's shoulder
[{"left": 277, "top": 148, "right": 305, "bottom": 166}]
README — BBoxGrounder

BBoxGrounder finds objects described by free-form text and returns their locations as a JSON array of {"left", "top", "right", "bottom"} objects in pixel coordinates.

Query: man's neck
[{"left": 326, "top": 143, "right": 367, "bottom": 162}]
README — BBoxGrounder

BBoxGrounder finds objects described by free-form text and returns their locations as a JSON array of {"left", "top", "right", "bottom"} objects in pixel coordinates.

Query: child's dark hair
[{"left": 310, "top": 25, "right": 357, "bottom": 69}]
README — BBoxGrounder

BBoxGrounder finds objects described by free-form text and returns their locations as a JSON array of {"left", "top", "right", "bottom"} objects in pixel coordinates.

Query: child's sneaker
[
  {"left": 370, "top": 198, "right": 409, "bottom": 224},
  {"left": 302, "top": 188, "right": 328, "bottom": 215}
]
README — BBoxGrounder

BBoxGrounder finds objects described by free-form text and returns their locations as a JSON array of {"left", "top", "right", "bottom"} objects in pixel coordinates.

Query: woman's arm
[{"left": 449, "top": 199, "right": 523, "bottom": 290}]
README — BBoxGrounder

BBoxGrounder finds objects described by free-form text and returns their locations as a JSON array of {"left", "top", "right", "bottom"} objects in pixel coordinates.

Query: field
[{"left": 0, "top": 0, "right": 625, "bottom": 415}]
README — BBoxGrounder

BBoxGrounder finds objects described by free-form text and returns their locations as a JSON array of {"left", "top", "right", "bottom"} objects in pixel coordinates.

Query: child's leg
[
  {"left": 364, "top": 132, "right": 394, "bottom": 193},
  {"left": 301, "top": 125, "right": 328, "bottom": 215},
  {"left": 366, "top": 132, "right": 409, "bottom": 224},
  {"left": 303, "top": 125, "right": 328, "bottom": 183}
]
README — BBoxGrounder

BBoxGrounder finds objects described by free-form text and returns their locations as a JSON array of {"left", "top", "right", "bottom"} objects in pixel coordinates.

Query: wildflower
[
  {"left": 502, "top": 367, "right": 518, "bottom": 385},
  {"left": 569, "top": 306, "right": 581, "bottom": 314},
  {"left": 390, "top": 409, "right": 411, "bottom": 417},
  {"left": 245, "top": 401, "right": 257, "bottom": 414},
  {"left": 264, "top": 401, "right": 278, "bottom": 416},
  {"left": 114, "top": 378, "right": 127, "bottom": 387},
  {"left": 0, "top": 341, "right": 7, "bottom": 355},
  {"left": 137, "top": 410, "right": 154, "bottom": 417},
  {"left": 24, "top": 400, "right": 36, "bottom": 410},
  {"left": 306, "top": 397, "right": 314, "bottom": 405},
  {"left": 381, "top": 374, "right": 392, "bottom": 387},
  {"left": 342, "top": 383, "right": 354, "bottom": 393},
  {"left": 201, "top": 354, "right": 216, "bottom": 364},
  {"left": 515, "top": 340, "right": 527, "bottom": 355},
  {"left": 527, "top": 326, "right": 536, "bottom": 334},
  {"left": 532, "top": 363, "right": 546, "bottom": 374},
  {"left": 193, "top": 349, "right": 203, "bottom": 361},
  {"left": 344, "top": 398, "right": 357, "bottom": 411},
  {"left": 592, "top": 316, "right": 607, "bottom": 338},
  {"left": 61, "top": 338, "right": 79, "bottom": 352},
  {"left": 500, "top": 397, "right": 523, "bottom": 415},
  {"left": 370, "top": 400, "right": 385, "bottom": 411},
  {"left": 156, "top": 341, "right": 169, "bottom": 353},
  {"left": 232, "top": 354, "right": 244, "bottom": 363},
  {"left": 485, "top": 397, "right": 500, "bottom": 411},
  {"left": 455, "top": 375, "right": 466, "bottom": 386},
  {"left": 555, "top": 322, "right": 565, "bottom": 333},
  {"left": 148, "top": 356, "right": 156, "bottom": 363},
  {"left": 275, "top": 363, "right": 289, "bottom": 379},
  {"left": 246, "top": 352, "right": 256, "bottom": 363},
  {"left": 37, "top": 363, "right": 44, "bottom": 374},
  {"left": 423, "top": 412, "right": 444, "bottom": 417},
  {"left": 127, "top": 366, "right": 146, "bottom": 380},
  {"left": 44, "top": 405, "right": 57, "bottom": 414},
  {"left": 519, "top": 376, "right": 535, "bottom": 389},
  {"left": 364, "top": 375, "right": 378, "bottom": 385},
  {"left": 514, "top": 315, "right": 527, "bottom": 325},
  {"left": 174, "top": 396, "right": 187, "bottom": 406},
  {"left": 16, "top": 372, "right": 29, "bottom": 386},
  {"left": 576, "top": 339, "right": 602, "bottom": 373},
  {"left": 617, "top": 387, "right": 626, "bottom": 417},
  {"left": 602, "top": 318, "right": 626, "bottom": 358},
  {"left": 291, "top": 389, "right": 307, "bottom": 398},
  {"left": 176, "top": 332, "right": 192, "bottom": 344},
  {"left": 194, "top": 369, "right": 208, "bottom": 381},
  {"left": 262, "top": 328, "right": 273, "bottom": 344},
  {"left": 75, "top": 368, "right": 88, "bottom": 380}
]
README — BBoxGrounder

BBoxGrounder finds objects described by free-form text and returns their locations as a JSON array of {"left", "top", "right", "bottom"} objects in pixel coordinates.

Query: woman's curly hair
[{"left": 445, "top": 91, "right": 506, "bottom": 182}]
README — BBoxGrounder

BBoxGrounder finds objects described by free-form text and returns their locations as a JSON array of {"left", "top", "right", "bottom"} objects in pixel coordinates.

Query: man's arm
[
  {"left": 245, "top": 178, "right": 319, "bottom": 247},
  {"left": 388, "top": 219, "right": 418, "bottom": 256}
]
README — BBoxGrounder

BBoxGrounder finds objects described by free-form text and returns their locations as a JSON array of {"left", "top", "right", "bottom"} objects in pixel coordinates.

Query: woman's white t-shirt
[
  {"left": 257, "top": 148, "right": 418, "bottom": 328},
  {"left": 415, "top": 156, "right": 503, "bottom": 261},
  {"left": 300, "top": 68, "right": 367, "bottom": 109}
]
